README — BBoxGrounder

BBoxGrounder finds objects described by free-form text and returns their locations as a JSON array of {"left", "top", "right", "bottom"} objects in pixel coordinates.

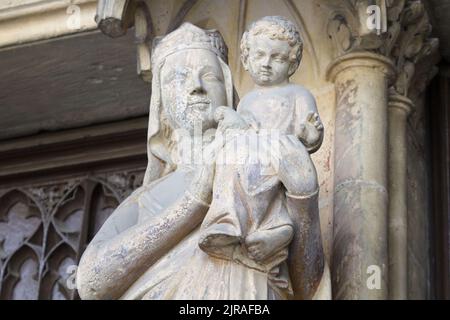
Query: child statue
[{"left": 198, "top": 16, "right": 324, "bottom": 298}]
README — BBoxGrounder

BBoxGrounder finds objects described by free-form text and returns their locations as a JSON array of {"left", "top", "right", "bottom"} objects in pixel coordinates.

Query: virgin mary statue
[{"left": 76, "top": 22, "right": 330, "bottom": 300}]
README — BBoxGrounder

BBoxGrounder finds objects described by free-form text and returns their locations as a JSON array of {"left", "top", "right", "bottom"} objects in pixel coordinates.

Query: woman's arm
[
  {"left": 276, "top": 134, "right": 325, "bottom": 299},
  {"left": 285, "top": 190, "right": 325, "bottom": 300},
  {"left": 76, "top": 166, "right": 214, "bottom": 300}
]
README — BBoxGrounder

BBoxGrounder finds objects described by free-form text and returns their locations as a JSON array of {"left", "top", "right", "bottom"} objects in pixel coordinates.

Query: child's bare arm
[{"left": 295, "top": 90, "right": 324, "bottom": 153}]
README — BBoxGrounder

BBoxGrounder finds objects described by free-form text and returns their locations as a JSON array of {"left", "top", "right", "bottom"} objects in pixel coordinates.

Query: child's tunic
[{"left": 198, "top": 84, "right": 320, "bottom": 297}]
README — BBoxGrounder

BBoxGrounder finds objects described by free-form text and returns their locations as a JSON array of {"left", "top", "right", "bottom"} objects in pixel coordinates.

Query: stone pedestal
[
  {"left": 327, "top": 52, "right": 395, "bottom": 299},
  {"left": 388, "top": 92, "right": 413, "bottom": 300}
]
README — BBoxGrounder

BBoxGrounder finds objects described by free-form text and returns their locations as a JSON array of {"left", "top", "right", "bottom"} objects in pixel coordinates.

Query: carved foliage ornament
[{"left": 326, "top": 0, "right": 439, "bottom": 99}]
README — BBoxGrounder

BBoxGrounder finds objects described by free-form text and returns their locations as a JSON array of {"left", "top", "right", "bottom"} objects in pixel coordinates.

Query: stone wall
[{"left": 406, "top": 94, "right": 432, "bottom": 299}]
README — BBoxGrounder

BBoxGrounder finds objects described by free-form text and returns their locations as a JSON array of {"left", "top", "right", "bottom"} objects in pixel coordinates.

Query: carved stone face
[
  {"left": 246, "top": 34, "right": 292, "bottom": 86},
  {"left": 160, "top": 49, "right": 227, "bottom": 134}
]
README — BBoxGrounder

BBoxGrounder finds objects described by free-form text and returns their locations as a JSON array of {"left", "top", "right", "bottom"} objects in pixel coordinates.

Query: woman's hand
[{"left": 214, "top": 106, "right": 248, "bottom": 133}]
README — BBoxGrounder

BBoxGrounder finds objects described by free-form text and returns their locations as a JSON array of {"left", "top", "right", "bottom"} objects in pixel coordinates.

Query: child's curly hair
[{"left": 240, "top": 16, "right": 303, "bottom": 77}]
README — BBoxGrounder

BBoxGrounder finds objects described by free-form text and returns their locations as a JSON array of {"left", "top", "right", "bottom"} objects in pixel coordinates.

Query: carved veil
[{"left": 142, "top": 23, "right": 235, "bottom": 185}]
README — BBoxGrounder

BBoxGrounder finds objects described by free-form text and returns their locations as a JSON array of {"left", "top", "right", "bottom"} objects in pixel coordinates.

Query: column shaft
[
  {"left": 327, "top": 52, "right": 395, "bottom": 299},
  {"left": 388, "top": 93, "right": 412, "bottom": 299}
]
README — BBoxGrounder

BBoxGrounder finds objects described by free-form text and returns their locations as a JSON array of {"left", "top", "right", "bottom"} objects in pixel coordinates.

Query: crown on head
[{"left": 151, "top": 23, "right": 228, "bottom": 70}]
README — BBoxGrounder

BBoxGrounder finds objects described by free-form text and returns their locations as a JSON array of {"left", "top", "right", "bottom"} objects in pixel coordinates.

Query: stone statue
[
  {"left": 76, "top": 22, "right": 233, "bottom": 299},
  {"left": 198, "top": 16, "right": 325, "bottom": 300},
  {"left": 76, "top": 18, "right": 328, "bottom": 300}
]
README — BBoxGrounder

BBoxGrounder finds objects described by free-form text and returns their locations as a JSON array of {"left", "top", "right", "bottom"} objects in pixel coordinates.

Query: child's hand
[
  {"left": 298, "top": 111, "right": 323, "bottom": 146},
  {"left": 214, "top": 106, "right": 248, "bottom": 133},
  {"left": 245, "top": 226, "right": 293, "bottom": 262}
]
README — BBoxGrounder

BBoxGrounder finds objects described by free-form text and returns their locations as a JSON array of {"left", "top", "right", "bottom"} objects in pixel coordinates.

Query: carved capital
[
  {"left": 326, "top": 0, "right": 439, "bottom": 99},
  {"left": 326, "top": 0, "right": 388, "bottom": 54},
  {"left": 389, "top": 1, "right": 439, "bottom": 98},
  {"left": 326, "top": 51, "right": 395, "bottom": 83}
]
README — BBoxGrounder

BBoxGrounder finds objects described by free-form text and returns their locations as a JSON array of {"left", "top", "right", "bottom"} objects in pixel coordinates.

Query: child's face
[{"left": 246, "top": 34, "right": 292, "bottom": 86}]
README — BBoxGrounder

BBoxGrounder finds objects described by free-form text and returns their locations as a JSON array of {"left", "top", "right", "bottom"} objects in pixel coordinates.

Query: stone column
[
  {"left": 327, "top": 52, "right": 395, "bottom": 299},
  {"left": 388, "top": 92, "right": 413, "bottom": 299}
]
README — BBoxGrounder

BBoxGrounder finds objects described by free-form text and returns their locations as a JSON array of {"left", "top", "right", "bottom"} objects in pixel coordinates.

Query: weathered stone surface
[
  {"left": 0, "top": 31, "right": 149, "bottom": 140},
  {"left": 0, "top": 0, "right": 445, "bottom": 300},
  {"left": 328, "top": 52, "right": 394, "bottom": 299},
  {"left": 406, "top": 95, "right": 432, "bottom": 300},
  {"left": 388, "top": 93, "right": 413, "bottom": 300},
  {"left": 76, "top": 18, "right": 330, "bottom": 300},
  {"left": 0, "top": 0, "right": 97, "bottom": 47}
]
